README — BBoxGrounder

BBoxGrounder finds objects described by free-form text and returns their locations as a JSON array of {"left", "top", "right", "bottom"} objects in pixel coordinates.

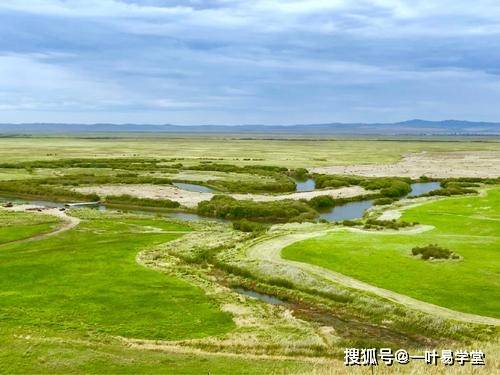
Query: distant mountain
[{"left": 0, "top": 120, "right": 499, "bottom": 135}]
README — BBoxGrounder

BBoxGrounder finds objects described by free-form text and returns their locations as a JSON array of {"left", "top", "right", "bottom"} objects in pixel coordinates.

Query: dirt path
[
  {"left": 246, "top": 228, "right": 500, "bottom": 326},
  {"left": 0, "top": 205, "right": 80, "bottom": 247}
]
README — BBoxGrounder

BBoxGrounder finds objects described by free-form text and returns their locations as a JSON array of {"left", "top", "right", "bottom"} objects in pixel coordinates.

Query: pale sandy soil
[
  {"left": 74, "top": 185, "right": 369, "bottom": 208},
  {"left": 231, "top": 186, "right": 367, "bottom": 202},
  {"left": 378, "top": 209, "right": 402, "bottom": 221},
  {"left": 311, "top": 151, "right": 500, "bottom": 178}
]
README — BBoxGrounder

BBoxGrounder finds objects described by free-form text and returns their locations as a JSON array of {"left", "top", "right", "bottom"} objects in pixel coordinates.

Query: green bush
[
  {"left": 289, "top": 168, "right": 309, "bottom": 180},
  {"left": 411, "top": 244, "right": 457, "bottom": 260},
  {"left": 232, "top": 219, "right": 267, "bottom": 233},
  {"left": 365, "top": 219, "right": 415, "bottom": 230},
  {"left": 209, "top": 177, "right": 295, "bottom": 193},
  {"left": 373, "top": 197, "right": 397, "bottom": 205},
  {"left": 313, "top": 174, "right": 362, "bottom": 189},
  {"left": 105, "top": 194, "right": 180, "bottom": 208},
  {"left": 197, "top": 195, "right": 317, "bottom": 223},
  {"left": 307, "top": 195, "right": 335, "bottom": 209},
  {"left": 0, "top": 180, "right": 100, "bottom": 202},
  {"left": 379, "top": 180, "right": 412, "bottom": 198},
  {"left": 342, "top": 220, "right": 359, "bottom": 227},
  {"left": 424, "top": 187, "right": 476, "bottom": 197}
]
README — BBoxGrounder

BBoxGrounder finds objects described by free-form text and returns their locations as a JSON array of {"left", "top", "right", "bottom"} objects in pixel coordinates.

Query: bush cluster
[
  {"left": 379, "top": 180, "right": 412, "bottom": 198},
  {"left": 187, "top": 163, "right": 288, "bottom": 175},
  {"left": 313, "top": 174, "right": 412, "bottom": 198},
  {"left": 209, "top": 177, "right": 295, "bottom": 193},
  {"left": 0, "top": 180, "right": 100, "bottom": 202},
  {"left": 197, "top": 195, "right": 317, "bottom": 222},
  {"left": 373, "top": 197, "right": 397, "bottom": 206},
  {"left": 104, "top": 194, "right": 180, "bottom": 208},
  {"left": 232, "top": 219, "right": 267, "bottom": 233},
  {"left": 411, "top": 244, "right": 458, "bottom": 260},
  {"left": 313, "top": 174, "right": 363, "bottom": 189},
  {"left": 342, "top": 220, "right": 360, "bottom": 227},
  {"left": 364, "top": 219, "right": 415, "bottom": 230},
  {"left": 423, "top": 186, "right": 476, "bottom": 197},
  {"left": 307, "top": 195, "right": 336, "bottom": 209},
  {"left": 288, "top": 168, "right": 309, "bottom": 180}
]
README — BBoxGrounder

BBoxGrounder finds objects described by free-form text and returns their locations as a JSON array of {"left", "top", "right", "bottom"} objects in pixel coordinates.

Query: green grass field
[
  {"left": 0, "top": 210, "right": 61, "bottom": 244},
  {"left": 0, "top": 213, "right": 233, "bottom": 340},
  {"left": 283, "top": 188, "right": 500, "bottom": 318},
  {"left": 0, "top": 136, "right": 498, "bottom": 167},
  {"left": 1, "top": 211, "right": 305, "bottom": 373}
]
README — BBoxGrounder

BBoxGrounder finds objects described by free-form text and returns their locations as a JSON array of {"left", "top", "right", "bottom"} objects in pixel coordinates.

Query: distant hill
[{"left": 0, "top": 120, "right": 499, "bottom": 136}]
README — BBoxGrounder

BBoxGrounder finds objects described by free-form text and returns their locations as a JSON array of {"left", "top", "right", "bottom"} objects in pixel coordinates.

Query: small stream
[
  {"left": 294, "top": 178, "right": 316, "bottom": 192},
  {"left": 318, "top": 181, "right": 441, "bottom": 222},
  {"left": 407, "top": 181, "right": 441, "bottom": 197},
  {"left": 172, "top": 182, "right": 215, "bottom": 193},
  {"left": 233, "top": 287, "right": 285, "bottom": 305},
  {"left": 1, "top": 181, "right": 440, "bottom": 224},
  {"left": 319, "top": 199, "right": 375, "bottom": 222}
]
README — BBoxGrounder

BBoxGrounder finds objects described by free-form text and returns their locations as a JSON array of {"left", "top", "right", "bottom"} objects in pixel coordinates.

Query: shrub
[
  {"left": 313, "top": 174, "right": 362, "bottom": 189},
  {"left": 424, "top": 187, "right": 476, "bottom": 197},
  {"left": 380, "top": 180, "right": 412, "bottom": 198},
  {"left": 365, "top": 219, "right": 414, "bottom": 230},
  {"left": 209, "top": 177, "right": 295, "bottom": 193},
  {"left": 105, "top": 194, "right": 180, "bottom": 208},
  {"left": 0, "top": 180, "right": 100, "bottom": 202},
  {"left": 308, "top": 195, "right": 335, "bottom": 209},
  {"left": 197, "top": 195, "right": 317, "bottom": 223},
  {"left": 411, "top": 244, "right": 456, "bottom": 260},
  {"left": 290, "top": 168, "right": 309, "bottom": 180},
  {"left": 373, "top": 197, "right": 397, "bottom": 206},
  {"left": 233, "top": 219, "right": 267, "bottom": 233},
  {"left": 342, "top": 220, "right": 359, "bottom": 227}
]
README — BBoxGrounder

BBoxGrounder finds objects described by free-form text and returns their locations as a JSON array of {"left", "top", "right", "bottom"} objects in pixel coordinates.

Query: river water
[
  {"left": 318, "top": 181, "right": 440, "bottom": 222},
  {"left": 172, "top": 182, "right": 215, "bottom": 193},
  {"left": 1, "top": 181, "right": 440, "bottom": 224},
  {"left": 294, "top": 178, "right": 316, "bottom": 192},
  {"left": 233, "top": 287, "right": 285, "bottom": 305}
]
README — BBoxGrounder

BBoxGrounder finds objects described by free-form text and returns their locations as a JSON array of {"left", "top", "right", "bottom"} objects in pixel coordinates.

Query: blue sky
[{"left": 1, "top": 0, "right": 500, "bottom": 124}]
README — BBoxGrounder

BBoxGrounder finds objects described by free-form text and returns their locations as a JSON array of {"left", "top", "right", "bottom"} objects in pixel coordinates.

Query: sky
[{"left": 1, "top": 0, "right": 500, "bottom": 125}]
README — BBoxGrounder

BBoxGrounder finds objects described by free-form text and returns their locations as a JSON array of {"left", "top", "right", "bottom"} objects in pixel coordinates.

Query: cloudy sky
[{"left": 1, "top": 0, "right": 500, "bottom": 124}]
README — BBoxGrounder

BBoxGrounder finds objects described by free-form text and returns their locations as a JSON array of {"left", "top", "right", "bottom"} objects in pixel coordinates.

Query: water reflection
[
  {"left": 172, "top": 182, "right": 214, "bottom": 193},
  {"left": 295, "top": 178, "right": 316, "bottom": 192}
]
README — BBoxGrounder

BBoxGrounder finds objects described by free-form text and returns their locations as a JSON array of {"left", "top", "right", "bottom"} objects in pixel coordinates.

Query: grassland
[
  {"left": 0, "top": 209, "right": 61, "bottom": 244},
  {"left": 0, "top": 136, "right": 499, "bottom": 167},
  {"left": 283, "top": 188, "right": 500, "bottom": 318},
  {"left": 1, "top": 136, "right": 499, "bottom": 373},
  {"left": 0, "top": 211, "right": 234, "bottom": 339},
  {"left": 0, "top": 210, "right": 285, "bottom": 373}
]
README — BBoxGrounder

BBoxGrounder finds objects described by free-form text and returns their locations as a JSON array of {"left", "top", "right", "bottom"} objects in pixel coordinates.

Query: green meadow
[
  {"left": 0, "top": 211, "right": 301, "bottom": 373},
  {"left": 0, "top": 210, "right": 60, "bottom": 244},
  {"left": 283, "top": 188, "right": 500, "bottom": 318}
]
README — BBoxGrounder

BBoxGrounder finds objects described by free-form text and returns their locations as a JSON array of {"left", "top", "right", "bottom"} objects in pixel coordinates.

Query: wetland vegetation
[{"left": 0, "top": 135, "right": 499, "bottom": 373}]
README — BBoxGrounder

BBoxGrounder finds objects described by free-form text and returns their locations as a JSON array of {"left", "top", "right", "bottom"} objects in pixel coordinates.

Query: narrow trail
[
  {"left": 0, "top": 205, "right": 80, "bottom": 248},
  {"left": 246, "top": 228, "right": 500, "bottom": 326}
]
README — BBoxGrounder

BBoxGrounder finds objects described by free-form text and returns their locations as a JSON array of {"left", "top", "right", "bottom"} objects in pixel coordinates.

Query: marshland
[{"left": 0, "top": 135, "right": 499, "bottom": 373}]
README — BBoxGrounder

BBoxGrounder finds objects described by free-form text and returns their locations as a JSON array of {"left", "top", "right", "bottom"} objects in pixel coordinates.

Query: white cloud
[
  {"left": 3, "top": 0, "right": 500, "bottom": 38},
  {"left": 2, "top": 1, "right": 500, "bottom": 123}
]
